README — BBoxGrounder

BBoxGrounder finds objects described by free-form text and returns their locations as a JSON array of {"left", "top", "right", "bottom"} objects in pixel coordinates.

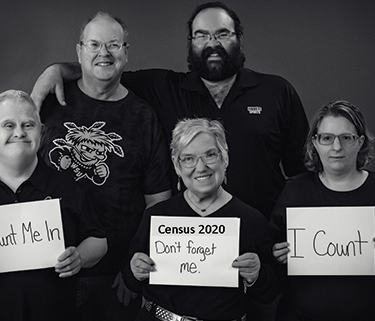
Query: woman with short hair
[{"left": 124, "top": 118, "right": 276, "bottom": 321}]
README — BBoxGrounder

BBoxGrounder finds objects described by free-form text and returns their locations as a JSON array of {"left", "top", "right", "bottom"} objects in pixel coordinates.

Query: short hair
[
  {"left": 0, "top": 89, "right": 41, "bottom": 125},
  {"left": 79, "top": 12, "right": 129, "bottom": 42},
  {"left": 171, "top": 118, "right": 229, "bottom": 167},
  {"left": 187, "top": 2, "right": 244, "bottom": 39},
  {"left": 305, "top": 100, "right": 374, "bottom": 172}
]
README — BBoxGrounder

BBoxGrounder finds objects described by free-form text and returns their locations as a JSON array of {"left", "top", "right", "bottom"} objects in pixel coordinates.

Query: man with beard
[
  {"left": 32, "top": 2, "right": 308, "bottom": 226},
  {"left": 33, "top": 5, "right": 306, "bottom": 318},
  {"left": 32, "top": 2, "right": 308, "bottom": 222}
]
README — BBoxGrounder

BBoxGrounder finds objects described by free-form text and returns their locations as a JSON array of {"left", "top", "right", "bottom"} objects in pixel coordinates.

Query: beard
[{"left": 187, "top": 42, "right": 245, "bottom": 81}]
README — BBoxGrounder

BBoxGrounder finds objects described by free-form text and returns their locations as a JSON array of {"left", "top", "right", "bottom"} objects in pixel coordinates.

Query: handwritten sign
[
  {"left": 0, "top": 199, "right": 65, "bottom": 273},
  {"left": 149, "top": 216, "right": 240, "bottom": 287},
  {"left": 287, "top": 207, "right": 375, "bottom": 275}
]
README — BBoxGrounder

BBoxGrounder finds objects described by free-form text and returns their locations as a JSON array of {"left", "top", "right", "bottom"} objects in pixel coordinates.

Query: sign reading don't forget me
[{"left": 149, "top": 216, "right": 240, "bottom": 287}]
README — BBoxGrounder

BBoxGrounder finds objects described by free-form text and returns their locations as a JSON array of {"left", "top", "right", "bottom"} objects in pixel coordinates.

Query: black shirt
[
  {"left": 121, "top": 68, "right": 309, "bottom": 219},
  {"left": 0, "top": 157, "right": 104, "bottom": 321}
]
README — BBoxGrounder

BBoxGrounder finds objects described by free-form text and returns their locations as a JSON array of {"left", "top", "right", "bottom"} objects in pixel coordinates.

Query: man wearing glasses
[
  {"left": 38, "top": 12, "right": 171, "bottom": 321},
  {"left": 32, "top": 2, "right": 308, "bottom": 223},
  {"left": 32, "top": 3, "right": 308, "bottom": 320}
]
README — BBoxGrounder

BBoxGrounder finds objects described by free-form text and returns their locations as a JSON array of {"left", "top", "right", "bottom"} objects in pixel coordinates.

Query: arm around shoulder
[{"left": 31, "top": 62, "right": 82, "bottom": 111}]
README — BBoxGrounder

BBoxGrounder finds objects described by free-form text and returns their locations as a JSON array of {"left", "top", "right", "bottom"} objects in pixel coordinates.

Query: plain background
[{"left": 2, "top": 0, "right": 375, "bottom": 168}]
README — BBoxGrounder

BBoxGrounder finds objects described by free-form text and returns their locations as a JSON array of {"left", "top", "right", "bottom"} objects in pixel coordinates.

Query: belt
[{"left": 144, "top": 300, "right": 246, "bottom": 321}]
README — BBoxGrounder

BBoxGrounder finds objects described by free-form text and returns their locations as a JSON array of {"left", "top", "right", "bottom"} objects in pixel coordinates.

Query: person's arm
[
  {"left": 122, "top": 207, "right": 153, "bottom": 293},
  {"left": 280, "top": 86, "right": 309, "bottom": 177},
  {"left": 270, "top": 188, "right": 290, "bottom": 264},
  {"left": 144, "top": 190, "right": 171, "bottom": 209},
  {"left": 31, "top": 62, "right": 82, "bottom": 111},
  {"left": 111, "top": 190, "right": 168, "bottom": 307},
  {"left": 55, "top": 236, "right": 107, "bottom": 278}
]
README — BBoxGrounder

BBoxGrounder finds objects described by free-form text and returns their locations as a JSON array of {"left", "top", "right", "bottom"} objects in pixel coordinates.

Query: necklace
[{"left": 186, "top": 190, "right": 222, "bottom": 212}]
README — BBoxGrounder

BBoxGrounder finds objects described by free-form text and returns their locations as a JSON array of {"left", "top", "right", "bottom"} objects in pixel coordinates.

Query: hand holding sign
[
  {"left": 130, "top": 252, "right": 156, "bottom": 281},
  {"left": 232, "top": 252, "right": 260, "bottom": 284},
  {"left": 272, "top": 242, "right": 289, "bottom": 264},
  {"left": 55, "top": 246, "right": 83, "bottom": 278}
]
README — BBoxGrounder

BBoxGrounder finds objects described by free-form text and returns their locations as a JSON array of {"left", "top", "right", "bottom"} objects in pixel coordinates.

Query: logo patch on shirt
[
  {"left": 48, "top": 121, "right": 124, "bottom": 186},
  {"left": 247, "top": 106, "right": 262, "bottom": 114}
]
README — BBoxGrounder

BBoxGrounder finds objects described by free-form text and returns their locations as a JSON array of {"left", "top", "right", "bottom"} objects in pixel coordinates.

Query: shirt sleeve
[
  {"left": 141, "top": 102, "right": 172, "bottom": 195},
  {"left": 239, "top": 205, "right": 278, "bottom": 303},
  {"left": 122, "top": 208, "right": 152, "bottom": 292},
  {"left": 280, "top": 84, "right": 310, "bottom": 177}
]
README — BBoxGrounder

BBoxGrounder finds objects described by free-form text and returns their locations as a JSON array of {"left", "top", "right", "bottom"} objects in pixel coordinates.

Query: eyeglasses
[
  {"left": 313, "top": 133, "right": 360, "bottom": 146},
  {"left": 189, "top": 31, "right": 236, "bottom": 44},
  {"left": 178, "top": 150, "right": 221, "bottom": 168},
  {"left": 80, "top": 40, "right": 127, "bottom": 53}
]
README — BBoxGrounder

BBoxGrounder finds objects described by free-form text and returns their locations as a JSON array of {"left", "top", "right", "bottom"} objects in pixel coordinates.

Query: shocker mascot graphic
[{"left": 49, "top": 121, "right": 124, "bottom": 185}]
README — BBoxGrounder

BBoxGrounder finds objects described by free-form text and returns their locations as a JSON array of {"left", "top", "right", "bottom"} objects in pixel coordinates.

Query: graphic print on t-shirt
[{"left": 48, "top": 121, "right": 124, "bottom": 186}]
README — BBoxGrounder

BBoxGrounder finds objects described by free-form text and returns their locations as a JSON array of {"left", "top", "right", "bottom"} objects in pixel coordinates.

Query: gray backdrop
[{"left": 2, "top": 0, "right": 375, "bottom": 168}]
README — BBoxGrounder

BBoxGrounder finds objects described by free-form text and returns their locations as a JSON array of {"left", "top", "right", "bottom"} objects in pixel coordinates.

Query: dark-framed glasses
[
  {"left": 80, "top": 40, "right": 127, "bottom": 53},
  {"left": 189, "top": 31, "right": 236, "bottom": 44},
  {"left": 313, "top": 133, "right": 360, "bottom": 146},
  {"left": 178, "top": 150, "right": 221, "bottom": 168}
]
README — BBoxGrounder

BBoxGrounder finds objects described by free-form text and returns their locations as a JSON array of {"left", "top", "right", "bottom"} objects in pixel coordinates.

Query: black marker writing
[{"left": 313, "top": 230, "right": 368, "bottom": 257}]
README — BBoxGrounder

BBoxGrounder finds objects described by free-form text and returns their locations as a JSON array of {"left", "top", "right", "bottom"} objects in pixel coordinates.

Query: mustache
[{"left": 202, "top": 46, "right": 228, "bottom": 61}]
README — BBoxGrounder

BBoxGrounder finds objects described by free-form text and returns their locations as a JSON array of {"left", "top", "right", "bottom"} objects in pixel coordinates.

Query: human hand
[
  {"left": 31, "top": 64, "right": 66, "bottom": 111},
  {"left": 272, "top": 242, "right": 289, "bottom": 264},
  {"left": 130, "top": 252, "right": 155, "bottom": 281},
  {"left": 112, "top": 271, "right": 138, "bottom": 306},
  {"left": 55, "top": 246, "right": 82, "bottom": 278},
  {"left": 232, "top": 252, "right": 260, "bottom": 285}
]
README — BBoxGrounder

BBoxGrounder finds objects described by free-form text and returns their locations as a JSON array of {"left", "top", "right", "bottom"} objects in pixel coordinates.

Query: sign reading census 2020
[
  {"left": 149, "top": 216, "right": 240, "bottom": 287},
  {"left": 0, "top": 199, "right": 65, "bottom": 273},
  {"left": 287, "top": 207, "right": 375, "bottom": 275}
]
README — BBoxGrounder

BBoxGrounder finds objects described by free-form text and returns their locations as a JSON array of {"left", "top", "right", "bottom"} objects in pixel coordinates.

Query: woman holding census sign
[
  {"left": 271, "top": 101, "right": 375, "bottom": 320},
  {"left": 123, "top": 118, "right": 276, "bottom": 321}
]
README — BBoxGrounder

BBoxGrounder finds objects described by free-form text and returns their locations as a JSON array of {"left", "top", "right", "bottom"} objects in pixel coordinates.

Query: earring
[
  {"left": 224, "top": 171, "right": 227, "bottom": 185},
  {"left": 177, "top": 176, "right": 181, "bottom": 191}
]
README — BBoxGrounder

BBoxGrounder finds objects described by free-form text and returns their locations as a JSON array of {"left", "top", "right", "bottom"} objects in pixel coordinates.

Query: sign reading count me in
[{"left": 0, "top": 199, "right": 65, "bottom": 273}]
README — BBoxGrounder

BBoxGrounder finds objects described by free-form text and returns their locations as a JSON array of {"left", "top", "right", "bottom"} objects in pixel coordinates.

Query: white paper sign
[
  {"left": 0, "top": 199, "right": 65, "bottom": 273},
  {"left": 287, "top": 207, "right": 375, "bottom": 275},
  {"left": 149, "top": 216, "right": 240, "bottom": 287}
]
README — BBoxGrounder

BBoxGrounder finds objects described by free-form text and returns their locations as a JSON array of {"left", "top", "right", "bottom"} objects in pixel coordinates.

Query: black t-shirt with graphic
[{"left": 40, "top": 81, "right": 171, "bottom": 276}]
